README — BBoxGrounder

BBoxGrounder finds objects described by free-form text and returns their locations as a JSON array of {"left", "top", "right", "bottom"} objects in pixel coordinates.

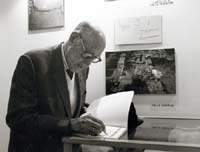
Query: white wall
[
  {"left": 71, "top": 0, "right": 200, "bottom": 118},
  {"left": 75, "top": 0, "right": 200, "bottom": 118},
  {"left": 1, "top": 0, "right": 200, "bottom": 151}
]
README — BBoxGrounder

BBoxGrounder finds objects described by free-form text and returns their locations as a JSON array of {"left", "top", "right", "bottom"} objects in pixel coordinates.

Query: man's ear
[{"left": 69, "top": 31, "right": 80, "bottom": 43}]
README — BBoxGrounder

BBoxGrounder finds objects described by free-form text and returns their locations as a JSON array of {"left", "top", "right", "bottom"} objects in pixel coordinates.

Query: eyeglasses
[{"left": 80, "top": 37, "right": 102, "bottom": 63}]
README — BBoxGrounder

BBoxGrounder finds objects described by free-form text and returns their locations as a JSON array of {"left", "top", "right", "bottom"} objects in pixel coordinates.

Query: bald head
[
  {"left": 64, "top": 21, "right": 106, "bottom": 72},
  {"left": 74, "top": 21, "right": 106, "bottom": 56}
]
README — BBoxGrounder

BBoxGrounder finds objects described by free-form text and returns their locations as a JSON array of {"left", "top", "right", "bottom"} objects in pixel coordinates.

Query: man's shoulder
[
  {"left": 22, "top": 43, "right": 61, "bottom": 63},
  {"left": 24, "top": 45, "right": 55, "bottom": 59}
]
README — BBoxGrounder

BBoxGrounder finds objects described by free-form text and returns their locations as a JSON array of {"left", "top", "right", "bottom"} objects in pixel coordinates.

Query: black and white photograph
[
  {"left": 29, "top": 0, "right": 64, "bottom": 30},
  {"left": 106, "top": 48, "right": 176, "bottom": 95},
  {"left": 2, "top": 0, "right": 200, "bottom": 152}
]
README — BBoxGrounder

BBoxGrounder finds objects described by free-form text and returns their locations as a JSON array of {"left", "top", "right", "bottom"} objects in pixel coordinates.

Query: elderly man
[{"left": 6, "top": 22, "right": 106, "bottom": 152}]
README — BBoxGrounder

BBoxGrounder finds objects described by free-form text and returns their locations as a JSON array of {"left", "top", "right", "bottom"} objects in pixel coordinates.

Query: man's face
[{"left": 68, "top": 33, "right": 105, "bottom": 72}]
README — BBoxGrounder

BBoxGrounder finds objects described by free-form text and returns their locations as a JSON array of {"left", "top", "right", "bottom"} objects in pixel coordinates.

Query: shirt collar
[{"left": 61, "top": 43, "right": 69, "bottom": 70}]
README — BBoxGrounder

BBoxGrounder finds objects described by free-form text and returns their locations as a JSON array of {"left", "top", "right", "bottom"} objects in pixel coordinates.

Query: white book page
[
  {"left": 75, "top": 126, "right": 126, "bottom": 139},
  {"left": 82, "top": 91, "right": 134, "bottom": 128},
  {"left": 100, "top": 126, "right": 126, "bottom": 139}
]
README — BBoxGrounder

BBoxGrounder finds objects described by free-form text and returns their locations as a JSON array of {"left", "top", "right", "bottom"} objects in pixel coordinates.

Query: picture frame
[
  {"left": 106, "top": 48, "right": 176, "bottom": 95},
  {"left": 29, "top": 0, "right": 64, "bottom": 30}
]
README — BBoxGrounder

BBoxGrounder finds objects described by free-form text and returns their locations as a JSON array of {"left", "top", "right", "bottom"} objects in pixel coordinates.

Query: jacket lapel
[
  {"left": 50, "top": 43, "right": 86, "bottom": 118},
  {"left": 73, "top": 73, "right": 83, "bottom": 117},
  {"left": 74, "top": 68, "right": 89, "bottom": 117},
  {"left": 51, "top": 44, "right": 72, "bottom": 118}
]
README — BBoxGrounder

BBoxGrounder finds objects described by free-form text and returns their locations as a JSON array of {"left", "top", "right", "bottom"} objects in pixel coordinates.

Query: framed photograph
[
  {"left": 115, "top": 16, "right": 162, "bottom": 44},
  {"left": 106, "top": 48, "right": 176, "bottom": 95},
  {"left": 29, "top": 0, "right": 64, "bottom": 30}
]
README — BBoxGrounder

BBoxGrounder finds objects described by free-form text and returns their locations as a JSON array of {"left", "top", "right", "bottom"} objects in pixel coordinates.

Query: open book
[{"left": 79, "top": 91, "right": 134, "bottom": 139}]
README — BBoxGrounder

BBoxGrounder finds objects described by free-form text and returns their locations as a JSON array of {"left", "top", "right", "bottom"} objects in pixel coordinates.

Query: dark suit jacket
[{"left": 6, "top": 43, "right": 89, "bottom": 152}]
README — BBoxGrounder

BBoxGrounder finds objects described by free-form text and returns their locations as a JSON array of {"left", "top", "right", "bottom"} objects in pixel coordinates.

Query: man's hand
[
  {"left": 70, "top": 115, "right": 105, "bottom": 136},
  {"left": 80, "top": 103, "right": 89, "bottom": 114}
]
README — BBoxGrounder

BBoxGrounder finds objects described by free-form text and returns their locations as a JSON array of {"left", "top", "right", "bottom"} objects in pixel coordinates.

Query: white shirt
[{"left": 61, "top": 43, "right": 78, "bottom": 116}]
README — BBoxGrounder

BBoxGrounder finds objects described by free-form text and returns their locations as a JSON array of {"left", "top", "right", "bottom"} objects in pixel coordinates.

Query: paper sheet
[
  {"left": 115, "top": 16, "right": 162, "bottom": 44},
  {"left": 100, "top": 126, "right": 127, "bottom": 138},
  {"left": 83, "top": 91, "right": 134, "bottom": 128}
]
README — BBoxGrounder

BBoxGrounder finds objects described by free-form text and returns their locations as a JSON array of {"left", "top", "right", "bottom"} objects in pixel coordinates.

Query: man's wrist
[
  {"left": 56, "top": 119, "right": 72, "bottom": 135},
  {"left": 69, "top": 118, "right": 76, "bottom": 134},
  {"left": 69, "top": 119, "right": 72, "bottom": 133}
]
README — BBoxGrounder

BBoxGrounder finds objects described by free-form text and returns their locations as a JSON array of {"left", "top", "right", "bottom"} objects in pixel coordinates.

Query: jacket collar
[{"left": 51, "top": 43, "right": 83, "bottom": 118}]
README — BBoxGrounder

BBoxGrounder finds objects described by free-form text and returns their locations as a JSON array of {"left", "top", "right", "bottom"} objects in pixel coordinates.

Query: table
[{"left": 62, "top": 118, "right": 200, "bottom": 152}]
